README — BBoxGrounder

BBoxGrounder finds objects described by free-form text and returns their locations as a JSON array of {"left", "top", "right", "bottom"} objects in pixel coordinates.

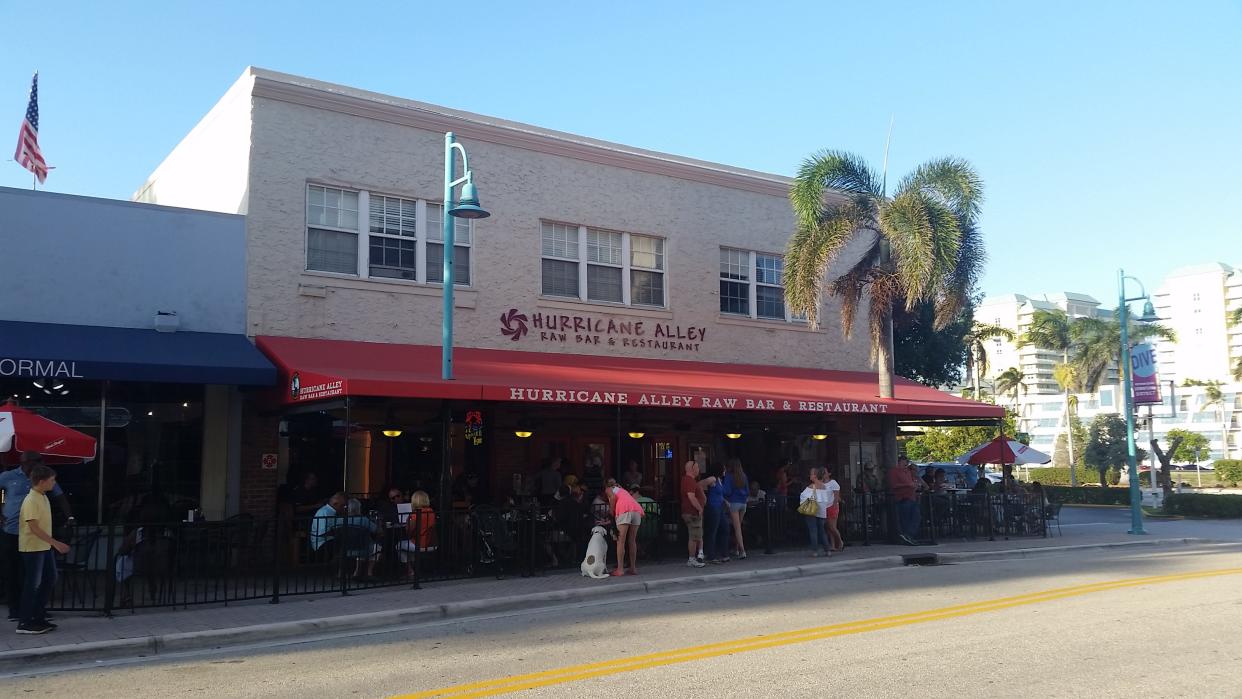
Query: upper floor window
[
  {"left": 720, "top": 248, "right": 804, "bottom": 323},
  {"left": 305, "top": 185, "right": 471, "bottom": 286},
  {"left": 307, "top": 185, "right": 360, "bottom": 274},
  {"left": 541, "top": 222, "right": 665, "bottom": 308}
]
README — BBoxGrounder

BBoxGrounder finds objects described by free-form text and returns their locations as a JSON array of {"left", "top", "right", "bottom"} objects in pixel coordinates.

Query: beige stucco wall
[{"left": 141, "top": 69, "right": 875, "bottom": 373}]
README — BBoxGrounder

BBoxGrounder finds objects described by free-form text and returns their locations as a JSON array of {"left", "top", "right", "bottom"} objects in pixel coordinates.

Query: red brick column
[{"left": 239, "top": 400, "right": 281, "bottom": 517}]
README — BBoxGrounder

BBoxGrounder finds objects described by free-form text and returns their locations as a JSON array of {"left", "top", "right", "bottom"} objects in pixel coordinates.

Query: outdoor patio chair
[
  {"left": 57, "top": 527, "right": 101, "bottom": 607},
  {"left": 1044, "top": 502, "right": 1063, "bottom": 537}
]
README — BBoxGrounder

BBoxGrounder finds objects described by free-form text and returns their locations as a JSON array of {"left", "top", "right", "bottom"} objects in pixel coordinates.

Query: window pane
[
  {"left": 756, "top": 254, "right": 784, "bottom": 285},
  {"left": 586, "top": 229, "right": 623, "bottom": 265},
  {"left": 541, "top": 222, "right": 579, "bottom": 259},
  {"left": 720, "top": 280, "right": 749, "bottom": 315},
  {"left": 542, "top": 258, "right": 579, "bottom": 297},
  {"left": 428, "top": 203, "right": 473, "bottom": 244},
  {"left": 427, "top": 244, "right": 471, "bottom": 286},
  {"left": 587, "top": 264, "right": 623, "bottom": 303},
  {"left": 307, "top": 185, "right": 359, "bottom": 231},
  {"left": 307, "top": 228, "right": 358, "bottom": 274},
  {"left": 368, "top": 236, "right": 416, "bottom": 280},
  {"left": 631, "top": 270, "right": 665, "bottom": 307},
  {"left": 720, "top": 248, "right": 749, "bottom": 281},
  {"left": 757, "top": 285, "right": 785, "bottom": 319},
  {"left": 369, "top": 196, "right": 416, "bottom": 237},
  {"left": 631, "top": 235, "right": 664, "bottom": 270}
]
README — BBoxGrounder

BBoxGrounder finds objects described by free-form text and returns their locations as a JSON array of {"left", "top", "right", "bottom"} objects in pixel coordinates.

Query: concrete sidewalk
[{"left": 1, "top": 509, "right": 1237, "bottom": 671}]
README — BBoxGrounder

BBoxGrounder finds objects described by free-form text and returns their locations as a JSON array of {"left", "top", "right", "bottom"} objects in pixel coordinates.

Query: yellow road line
[{"left": 393, "top": 566, "right": 1242, "bottom": 699}]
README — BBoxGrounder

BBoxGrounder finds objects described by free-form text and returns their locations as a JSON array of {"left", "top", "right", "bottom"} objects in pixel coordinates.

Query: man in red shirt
[
  {"left": 888, "top": 456, "right": 921, "bottom": 546},
  {"left": 680, "top": 461, "right": 707, "bottom": 568}
]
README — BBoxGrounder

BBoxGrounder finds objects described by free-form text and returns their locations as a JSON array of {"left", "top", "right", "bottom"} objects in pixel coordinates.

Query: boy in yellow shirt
[{"left": 17, "top": 465, "right": 69, "bottom": 635}]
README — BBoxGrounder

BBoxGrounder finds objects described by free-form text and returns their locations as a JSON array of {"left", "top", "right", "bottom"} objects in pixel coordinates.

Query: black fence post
[
  {"left": 270, "top": 517, "right": 282, "bottom": 604},
  {"left": 926, "top": 493, "right": 938, "bottom": 545},
  {"left": 102, "top": 522, "right": 116, "bottom": 617},
  {"left": 763, "top": 498, "right": 775, "bottom": 555}
]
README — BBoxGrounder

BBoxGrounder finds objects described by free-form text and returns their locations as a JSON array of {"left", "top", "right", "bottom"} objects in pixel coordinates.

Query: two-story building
[{"left": 135, "top": 68, "right": 998, "bottom": 513}]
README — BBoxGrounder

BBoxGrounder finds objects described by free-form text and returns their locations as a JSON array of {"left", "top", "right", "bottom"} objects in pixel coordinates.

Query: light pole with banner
[{"left": 1118, "top": 269, "right": 1159, "bottom": 535}]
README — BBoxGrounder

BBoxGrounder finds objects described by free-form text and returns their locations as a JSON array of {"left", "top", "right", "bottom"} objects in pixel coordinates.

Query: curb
[{"left": 0, "top": 537, "right": 1216, "bottom": 672}]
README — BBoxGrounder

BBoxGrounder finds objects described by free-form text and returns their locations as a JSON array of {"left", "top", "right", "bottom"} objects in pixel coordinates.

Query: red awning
[{"left": 255, "top": 336, "right": 1003, "bottom": 418}]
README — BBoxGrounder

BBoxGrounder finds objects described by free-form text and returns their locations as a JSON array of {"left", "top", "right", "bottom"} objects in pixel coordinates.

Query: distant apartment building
[
  {"left": 973, "top": 262, "right": 1242, "bottom": 462},
  {"left": 1152, "top": 263, "right": 1242, "bottom": 387}
]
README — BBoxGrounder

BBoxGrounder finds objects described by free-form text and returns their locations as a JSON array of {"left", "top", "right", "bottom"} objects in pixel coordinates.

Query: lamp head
[
  {"left": 381, "top": 425, "right": 403, "bottom": 438},
  {"left": 627, "top": 431, "right": 646, "bottom": 439},
  {"left": 1138, "top": 300, "right": 1159, "bottom": 323},
  {"left": 449, "top": 178, "right": 490, "bottom": 219}
]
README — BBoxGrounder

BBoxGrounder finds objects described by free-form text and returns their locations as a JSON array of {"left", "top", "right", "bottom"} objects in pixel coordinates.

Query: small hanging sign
[{"left": 464, "top": 410, "right": 484, "bottom": 446}]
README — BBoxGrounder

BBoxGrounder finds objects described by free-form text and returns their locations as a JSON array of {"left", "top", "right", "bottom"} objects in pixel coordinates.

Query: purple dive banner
[{"left": 1130, "top": 343, "right": 1162, "bottom": 405}]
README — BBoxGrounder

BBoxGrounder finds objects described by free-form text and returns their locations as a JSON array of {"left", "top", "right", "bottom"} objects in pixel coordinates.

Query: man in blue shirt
[
  {"left": 1, "top": 452, "right": 75, "bottom": 622},
  {"left": 309, "top": 492, "right": 346, "bottom": 552}
]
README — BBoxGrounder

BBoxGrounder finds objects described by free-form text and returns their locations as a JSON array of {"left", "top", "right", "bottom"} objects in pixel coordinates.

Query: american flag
[{"left": 14, "top": 73, "right": 48, "bottom": 184}]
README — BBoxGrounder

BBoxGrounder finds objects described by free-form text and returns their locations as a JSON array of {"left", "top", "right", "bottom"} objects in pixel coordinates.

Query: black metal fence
[{"left": 22, "top": 491, "right": 1045, "bottom": 614}]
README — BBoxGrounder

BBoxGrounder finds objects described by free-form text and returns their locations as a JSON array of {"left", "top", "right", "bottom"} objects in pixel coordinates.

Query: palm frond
[
  {"left": 894, "top": 157, "right": 984, "bottom": 226},
  {"left": 1230, "top": 307, "right": 1242, "bottom": 327},
  {"left": 1018, "top": 309, "right": 1072, "bottom": 353},
  {"left": 790, "top": 151, "right": 881, "bottom": 232},
  {"left": 827, "top": 240, "right": 882, "bottom": 339},
  {"left": 784, "top": 203, "right": 868, "bottom": 327},
  {"left": 867, "top": 274, "right": 902, "bottom": 367},
  {"left": 933, "top": 222, "right": 985, "bottom": 328},
  {"left": 880, "top": 190, "right": 962, "bottom": 309}
]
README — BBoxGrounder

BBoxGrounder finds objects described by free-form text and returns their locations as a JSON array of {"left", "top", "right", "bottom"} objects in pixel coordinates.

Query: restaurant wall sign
[
  {"left": 504, "top": 387, "right": 889, "bottom": 413},
  {"left": 289, "top": 371, "right": 344, "bottom": 402},
  {"left": 501, "top": 308, "right": 706, "bottom": 354},
  {"left": 0, "top": 358, "right": 84, "bottom": 379}
]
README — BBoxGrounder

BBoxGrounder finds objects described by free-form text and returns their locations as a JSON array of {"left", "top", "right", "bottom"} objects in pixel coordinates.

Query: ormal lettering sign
[
  {"left": 0, "top": 358, "right": 83, "bottom": 379},
  {"left": 500, "top": 308, "right": 706, "bottom": 355},
  {"left": 503, "top": 387, "right": 888, "bottom": 414}
]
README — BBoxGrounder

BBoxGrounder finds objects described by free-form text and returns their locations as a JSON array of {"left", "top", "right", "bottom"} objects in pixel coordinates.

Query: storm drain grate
[{"left": 901, "top": 553, "right": 941, "bottom": 566}]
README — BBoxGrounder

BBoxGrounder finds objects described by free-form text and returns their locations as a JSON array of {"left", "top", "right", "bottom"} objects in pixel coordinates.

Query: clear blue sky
[{"left": 3, "top": 1, "right": 1239, "bottom": 305}]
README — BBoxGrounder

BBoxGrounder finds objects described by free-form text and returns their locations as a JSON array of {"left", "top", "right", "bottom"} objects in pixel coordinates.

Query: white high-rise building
[
  {"left": 1152, "top": 263, "right": 1242, "bottom": 387},
  {"left": 972, "top": 262, "right": 1242, "bottom": 463},
  {"left": 974, "top": 292, "right": 1113, "bottom": 397}
]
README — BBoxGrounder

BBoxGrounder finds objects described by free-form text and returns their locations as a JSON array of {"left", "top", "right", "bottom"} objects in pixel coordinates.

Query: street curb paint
[{"left": 0, "top": 537, "right": 1217, "bottom": 673}]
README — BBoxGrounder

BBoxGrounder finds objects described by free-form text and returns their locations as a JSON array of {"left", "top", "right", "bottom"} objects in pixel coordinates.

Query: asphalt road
[{"left": 8, "top": 543, "right": 1242, "bottom": 698}]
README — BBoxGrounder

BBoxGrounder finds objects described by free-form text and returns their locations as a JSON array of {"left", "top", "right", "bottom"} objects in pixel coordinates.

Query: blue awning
[{"left": 0, "top": 320, "right": 275, "bottom": 386}]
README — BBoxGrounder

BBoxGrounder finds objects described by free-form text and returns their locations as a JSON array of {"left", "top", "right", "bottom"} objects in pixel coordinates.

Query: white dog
[{"left": 580, "top": 525, "right": 611, "bottom": 579}]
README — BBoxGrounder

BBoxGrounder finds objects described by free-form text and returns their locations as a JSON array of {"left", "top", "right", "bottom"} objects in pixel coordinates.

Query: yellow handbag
[{"left": 797, "top": 493, "right": 819, "bottom": 516}]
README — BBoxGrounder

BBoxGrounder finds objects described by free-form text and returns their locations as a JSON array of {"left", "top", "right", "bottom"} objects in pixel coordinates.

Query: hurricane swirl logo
[{"left": 500, "top": 309, "right": 529, "bottom": 341}]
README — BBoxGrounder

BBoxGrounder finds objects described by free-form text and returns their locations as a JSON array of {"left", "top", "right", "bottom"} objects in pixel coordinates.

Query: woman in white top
[
  {"left": 799, "top": 467, "right": 832, "bottom": 557},
  {"left": 822, "top": 466, "right": 844, "bottom": 553}
]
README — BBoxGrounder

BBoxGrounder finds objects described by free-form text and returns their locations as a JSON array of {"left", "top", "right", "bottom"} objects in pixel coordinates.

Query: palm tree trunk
[
  {"left": 971, "top": 346, "right": 981, "bottom": 400},
  {"left": 878, "top": 308, "right": 895, "bottom": 399},
  {"left": 1063, "top": 350, "right": 1077, "bottom": 488}
]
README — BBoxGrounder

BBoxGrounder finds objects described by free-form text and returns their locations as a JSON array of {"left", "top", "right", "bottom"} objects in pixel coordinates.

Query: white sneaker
[{"left": 687, "top": 558, "right": 706, "bottom": 568}]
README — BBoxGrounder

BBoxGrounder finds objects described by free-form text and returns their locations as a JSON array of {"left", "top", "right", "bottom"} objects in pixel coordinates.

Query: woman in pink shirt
[{"left": 606, "top": 482, "right": 644, "bottom": 576}]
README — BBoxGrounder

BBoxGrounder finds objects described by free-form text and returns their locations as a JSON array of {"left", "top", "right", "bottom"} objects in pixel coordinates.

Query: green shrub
[
  {"left": 1044, "top": 486, "right": 1131, "bottom": 506},
  {"left": 1027, "top": 467, "right": 1100, "bottom": 486},
  {"left": 1212, "top": 459, "right": 1242, "bottom": 486},
  {"left": 1164, "top": 493, "right": 1242, "bottom": 518}
]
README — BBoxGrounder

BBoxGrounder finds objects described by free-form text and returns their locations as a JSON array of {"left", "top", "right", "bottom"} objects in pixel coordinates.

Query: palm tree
[
  {"left": 1186, "top": 379, "right": 1228, "bottom": 460},
  {"left": 993, "top": 367, "right": 1028, "bottom": 413},
  {"left": 964, "top": 323, "right": 1015, "bottom": 399},
  {"left": 1053, "top": 362, "right": 1083, "bottom": 486},
  {"left": 785, "top": 152, "right": 984, "bottom": 398},
  {"left": 1021, "top": 309, "right": 1080, "bottom": 485},
  {"left": 1069, "top": 316, "right": 1176, "bottom": 392}
]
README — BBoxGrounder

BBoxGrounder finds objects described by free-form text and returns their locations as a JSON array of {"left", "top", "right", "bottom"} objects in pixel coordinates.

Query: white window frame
[
  {"left": 425, "top": 201, "right": 474, "bottom": 287},
  {"left": 305, "top": 185, "right": 361, "bottom": 276},
  {"left": 540, "top": 222, "right": 667, "bottom": 309},
  {"left": 305, "top": 185, "right": 472, "bottom": 287},
  {"left": 719, "top": 247, "right": 804, "bottom": 323}
]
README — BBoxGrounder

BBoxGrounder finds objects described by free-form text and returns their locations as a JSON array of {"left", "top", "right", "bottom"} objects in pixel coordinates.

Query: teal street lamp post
[
  {"left": 441, "top": 132, "right": 490, "bottom": 381},
  {"left": 1118, "top": 268, "right": 1158, "bottom": 536}
]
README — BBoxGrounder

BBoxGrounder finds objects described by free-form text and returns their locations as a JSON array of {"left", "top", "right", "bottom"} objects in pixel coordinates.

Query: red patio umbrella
[
  {"left": 958, "top": 435, "right": 1051, "bottom": 466},
  {"left": 0, "top": 402, "right": 98, "bottom": 465}
]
